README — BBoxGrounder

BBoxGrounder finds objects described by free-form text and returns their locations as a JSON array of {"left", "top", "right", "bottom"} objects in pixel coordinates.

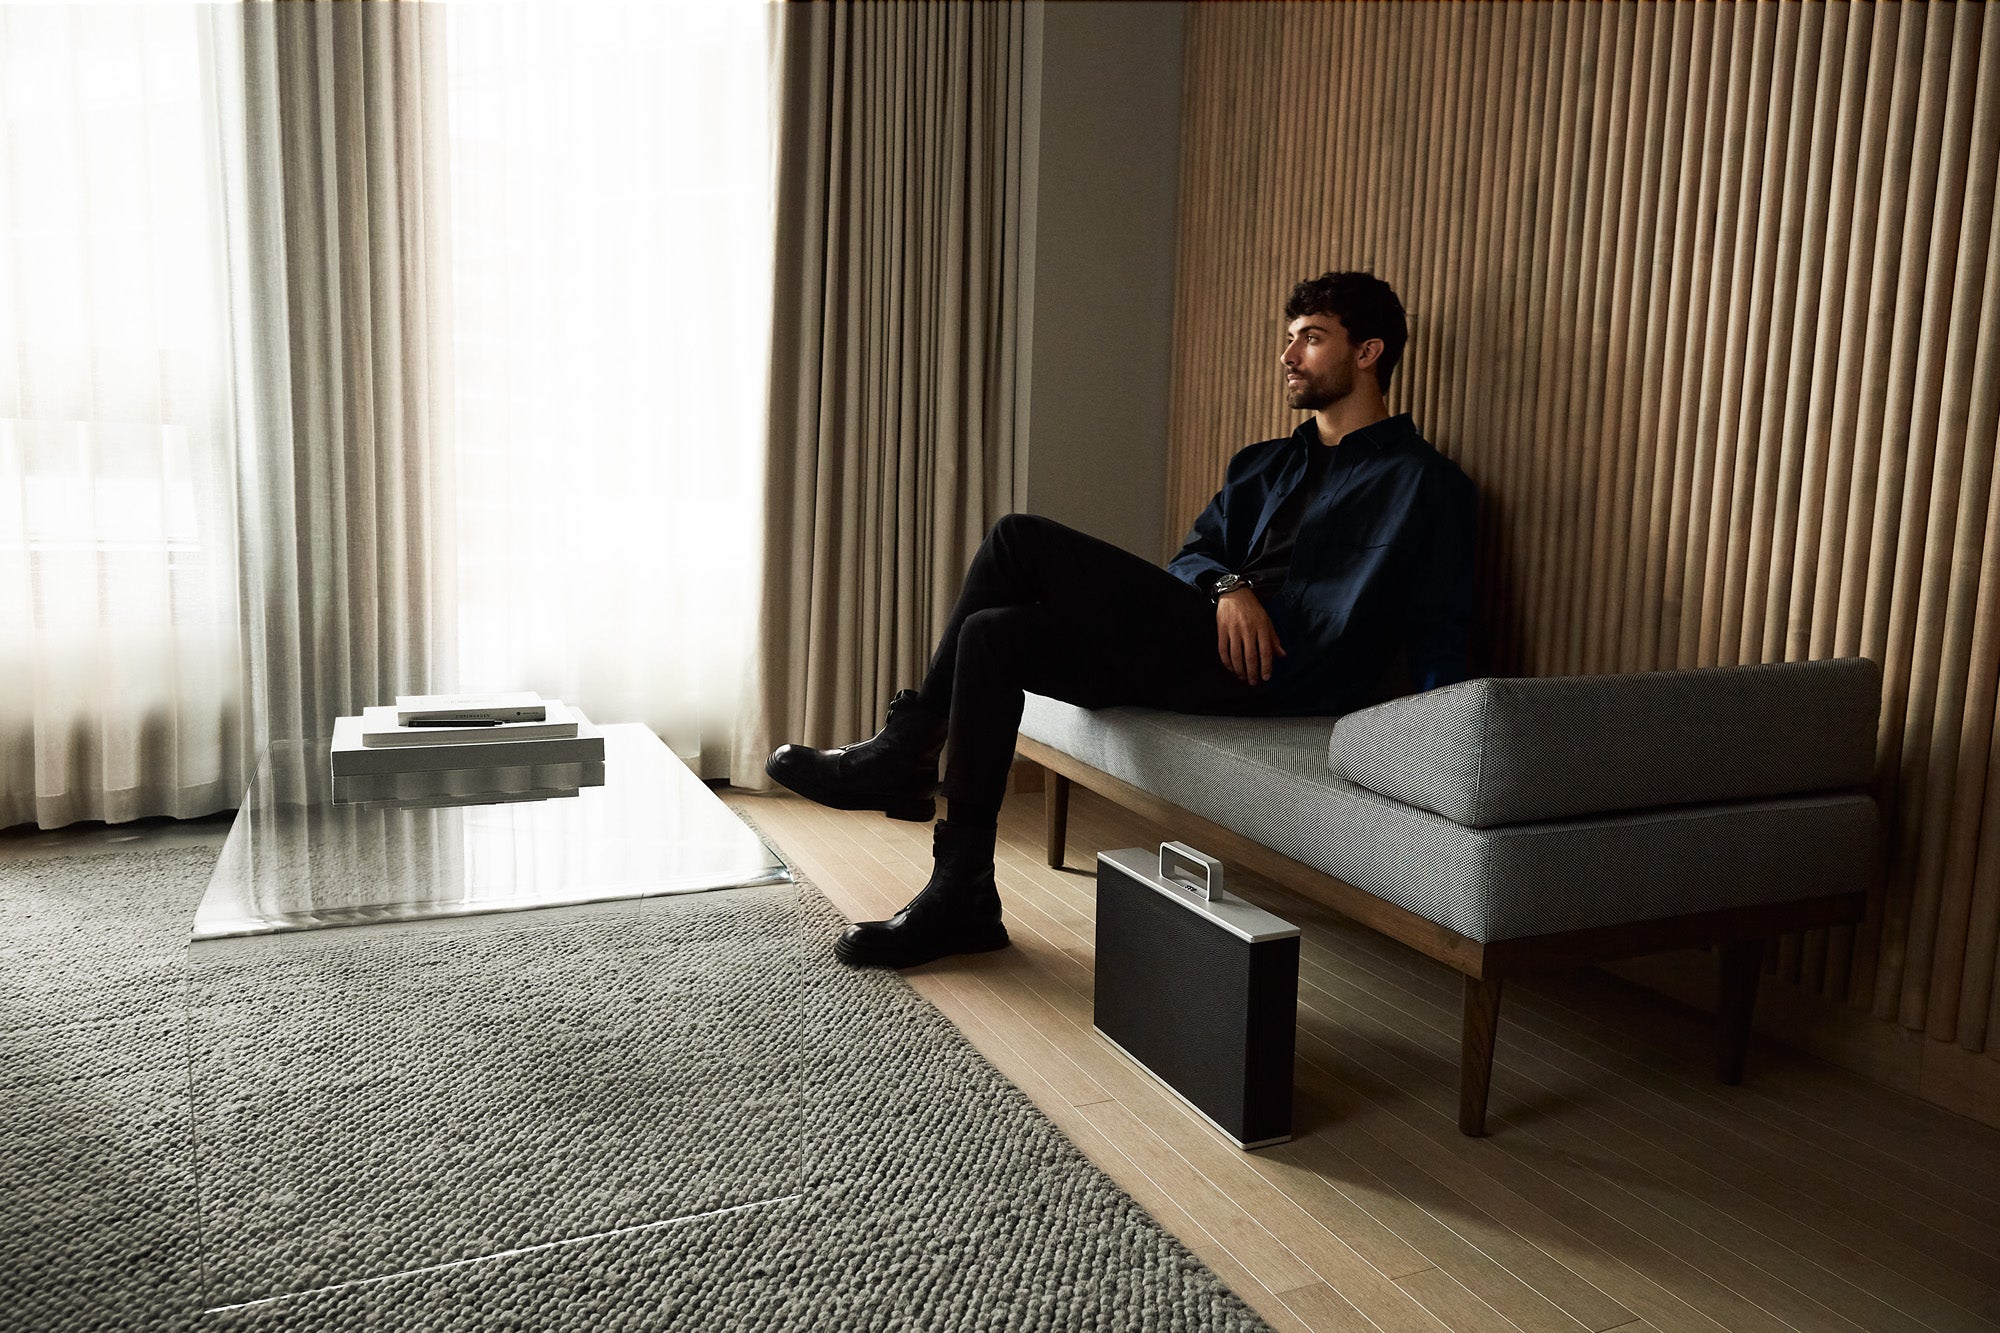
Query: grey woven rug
[{"left": 1, "top": 846, "right": 1270, "bottom": 1331}]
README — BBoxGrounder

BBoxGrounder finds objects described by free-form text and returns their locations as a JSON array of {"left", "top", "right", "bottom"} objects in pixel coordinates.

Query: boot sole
[
  {"left": 834, "top": 925, "right": 1011, "bottom": 969},
  {"left": 765, "top": 753, "right": 937, "bottom": 822}
]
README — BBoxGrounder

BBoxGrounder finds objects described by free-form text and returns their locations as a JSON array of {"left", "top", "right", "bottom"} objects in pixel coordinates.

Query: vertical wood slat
[
  {"left": 1581, "top": 2, "right": 1654, "bottom": 679},
  {"left": 1813, "top": 7, "right": 1909, "bottom": 999},
  {"left": 1864, "top": 4, "right": 1967, "bottom": 1017},
  {"left": 1664, "top": 0, "right": 1744, "bottom": 664},
  {"left": 1166, "top": 2, "right": 2000, "bottom": 1066},
  {"left": 1892, "top": 3, "right": 1988, "bottom": 1031},
  {"left": 1644, "top": 1, "right": 1725, "bottom": 673},
  {"left": 1779, "top": 3, "right": 1857, "bottom": 993}
]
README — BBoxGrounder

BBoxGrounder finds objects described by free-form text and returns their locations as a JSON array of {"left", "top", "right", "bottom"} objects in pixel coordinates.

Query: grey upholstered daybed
[{"left": 1016, "top": 657, "right": 1882, "bottom": 1136}]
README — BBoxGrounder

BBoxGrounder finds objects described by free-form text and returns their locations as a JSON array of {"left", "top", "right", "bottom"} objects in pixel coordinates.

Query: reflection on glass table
[{"left": 192, "top": 721, "right": 790, "bottom": 941}]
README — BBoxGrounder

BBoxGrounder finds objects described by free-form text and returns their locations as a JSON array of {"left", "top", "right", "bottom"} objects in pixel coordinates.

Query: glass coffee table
[
  {"left": 181, "top": 721, "right": 802, "bottom": 1316},
  {"left": 192, "top": 721, "right": 790, "bottom": 940}
]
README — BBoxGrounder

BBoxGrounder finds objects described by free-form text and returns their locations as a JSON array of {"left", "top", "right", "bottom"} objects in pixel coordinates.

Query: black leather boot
[
  {"left": 835, "top": 820, "right": 1010, "bottom": 968},
  {"left": 765, "top": 690, "right": 947, "bottom": 821}
]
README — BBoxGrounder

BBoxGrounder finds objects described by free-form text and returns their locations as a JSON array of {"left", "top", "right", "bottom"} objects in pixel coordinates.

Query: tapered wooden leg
[
  {"left": 1459, "top": 974, "right": 1503, "bottom": 1137},
  {"left": 1718, "top": 939, "right": 1764, "bottom": 1085},
  {"left": 1044, "top": 773, "right": 1071, "bottom": 869}
]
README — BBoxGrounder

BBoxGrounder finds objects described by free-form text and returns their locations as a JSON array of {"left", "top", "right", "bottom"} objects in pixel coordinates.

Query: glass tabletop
[{"left": 191, "top": 722, "right": 790, "bottom": 941}]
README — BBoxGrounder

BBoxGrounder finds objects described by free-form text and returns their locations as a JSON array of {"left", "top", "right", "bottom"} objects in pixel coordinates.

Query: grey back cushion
[{"left": 1327, "top": 658, "right": 1881, "bottom": 828}]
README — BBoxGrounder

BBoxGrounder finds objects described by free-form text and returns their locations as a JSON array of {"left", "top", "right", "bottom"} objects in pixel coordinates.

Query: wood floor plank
[
  {"left": 1241, "top": 1138, "right": 1438, "bottom": 1282},
  {"left": 915, "top": 970, "right": 1115, "bottom": 1109},
  {"left": 1273, "top": 1278, "right": 1391, "bottom": 1333},
  {"left": 913, "top": 973, "right": 1063, "bottom": 1102},
  {"left": 947, "top": 956, "right": 1169, "bottom": 1108},
  {"left": 1271, "top": 1131, "right": 1634, "bottom": 1333},
  {"left": 1393, "top": 1262, "right": 1529, "bottom": 1333}
]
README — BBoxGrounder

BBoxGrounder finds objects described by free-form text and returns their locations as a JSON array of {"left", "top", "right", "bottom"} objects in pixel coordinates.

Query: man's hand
[{"left": 1216, "top": 588, "right": 1286, "bottom": 685}]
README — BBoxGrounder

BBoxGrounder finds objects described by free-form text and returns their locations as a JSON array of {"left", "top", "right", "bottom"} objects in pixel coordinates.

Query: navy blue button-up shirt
[{"left": 1167, "top": 413, "right": 1477, "bottom": 714}]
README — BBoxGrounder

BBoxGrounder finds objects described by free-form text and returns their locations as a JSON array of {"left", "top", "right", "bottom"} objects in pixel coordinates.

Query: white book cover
[
  {"left": 394, "top": 691, "right": 547, "bottom": 723},
  {"left": 331, "top": 714, "right": 605, "bottom": 777},
  {"left": 362, "top": 700, "right": 579, "bottom": 748}
]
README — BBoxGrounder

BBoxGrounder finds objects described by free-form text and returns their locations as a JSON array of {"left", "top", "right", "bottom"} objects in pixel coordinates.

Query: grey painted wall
[{"left": 1016, "top": 2, "right": 1185, "bottom": 562}]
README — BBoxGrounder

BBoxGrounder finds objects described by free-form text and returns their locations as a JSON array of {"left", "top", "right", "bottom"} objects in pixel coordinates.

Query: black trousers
[{"left": 914, "top": 513, "right": 1275, "bottom": 824}]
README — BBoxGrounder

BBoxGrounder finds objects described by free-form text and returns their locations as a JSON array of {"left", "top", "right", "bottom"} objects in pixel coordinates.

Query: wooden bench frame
[{"left": 1017, "top": 736, "right": 1869, "bottom": 1137}]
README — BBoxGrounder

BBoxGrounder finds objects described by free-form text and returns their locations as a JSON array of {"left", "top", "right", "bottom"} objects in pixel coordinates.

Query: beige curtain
[
  {"left": 213, "top": 1, "right": 457, "bottom": 760},
  {"left": 0, "top": 6, "right": 242, "bottom": 828},
  {"left": 746, "top": 0, "right": 1034, "bottom": 774},
  {"left": 1169, "top": 3, "right": 2000, "bottom": 1060}
]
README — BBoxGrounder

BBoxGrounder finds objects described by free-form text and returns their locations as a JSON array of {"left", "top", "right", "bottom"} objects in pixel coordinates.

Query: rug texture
[{"left": 0, "top": 845, "right": 1271, "bottom": 1331}]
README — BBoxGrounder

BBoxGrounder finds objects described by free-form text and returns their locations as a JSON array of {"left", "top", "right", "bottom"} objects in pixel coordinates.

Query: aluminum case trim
[{"left": 1097, "top": 847, "right": 1301, "bottom": 944}]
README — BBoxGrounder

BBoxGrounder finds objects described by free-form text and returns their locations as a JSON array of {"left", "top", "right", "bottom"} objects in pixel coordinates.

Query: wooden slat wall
[{"left": 1166, "top": 2, "right": 2000, "bottom": 1066}]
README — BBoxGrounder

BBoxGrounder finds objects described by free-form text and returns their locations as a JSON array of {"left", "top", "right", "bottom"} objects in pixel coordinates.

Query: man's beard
[{"left": 1286, "top": 364, "right": 1353, "bottom": 410}]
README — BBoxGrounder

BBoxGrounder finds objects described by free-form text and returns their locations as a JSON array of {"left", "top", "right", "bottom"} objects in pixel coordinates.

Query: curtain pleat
[
  {"left": 216, "top": 2, "right": 454, "bottom": 760},
  {"left": 1169, "top": 1, "right": 2000, "bottom": 1064},
  {"left": 749, "top": 0, "right": 1029, "bottom": 770}
]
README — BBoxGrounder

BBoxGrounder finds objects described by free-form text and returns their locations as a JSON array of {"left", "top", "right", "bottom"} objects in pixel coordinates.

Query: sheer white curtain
[
  {"left": 0, "top": 5, "right": 241, "bottom": 828},
  {"left": 0, "top": 2, "right": 775, "bottom": 829},
  {"left": 445, "top": 1, "right": 776, "bottom": 779}
]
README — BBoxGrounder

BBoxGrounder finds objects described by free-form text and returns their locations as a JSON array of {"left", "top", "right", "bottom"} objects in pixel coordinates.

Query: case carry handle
[{"left": 1159, "top": 842, "right": 1225, "bottom": 902}]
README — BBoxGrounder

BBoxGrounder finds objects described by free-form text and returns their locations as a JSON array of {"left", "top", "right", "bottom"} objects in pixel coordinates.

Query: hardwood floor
[
  {"left": 9, "top": 789, "right": 1998, "bottom": 1331},
  {"left": 728, "top": 783, "right": 2000, "bottom": 1333}
]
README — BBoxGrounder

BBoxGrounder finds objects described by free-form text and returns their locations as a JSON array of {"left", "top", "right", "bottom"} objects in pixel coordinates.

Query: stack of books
[{"left": 330, "top": 692, "right": 606, "bottom": 805}]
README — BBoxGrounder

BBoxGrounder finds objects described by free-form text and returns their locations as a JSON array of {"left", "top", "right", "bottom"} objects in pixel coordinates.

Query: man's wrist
[{"left": 1210, "top": 572, "right": 1253, "bottom": 603}]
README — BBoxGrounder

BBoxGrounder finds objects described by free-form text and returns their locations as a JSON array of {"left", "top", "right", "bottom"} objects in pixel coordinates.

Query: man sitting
[{"left": 768, "top": 270, "right": 1477, "bottom": 968}]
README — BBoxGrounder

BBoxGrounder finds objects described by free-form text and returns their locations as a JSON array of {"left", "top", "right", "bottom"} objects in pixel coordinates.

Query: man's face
[{"left": 1281, "top": 314, "right": 1358, "bottom": 410}]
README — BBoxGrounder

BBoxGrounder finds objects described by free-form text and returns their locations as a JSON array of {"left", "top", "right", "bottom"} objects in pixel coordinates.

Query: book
[
  {"left": 361, "top": 701, "right": 579, "bottom": 748},
  {"left": 394, "top": 691, "right": 548, "bottom": 724},
  {"left": 331, "top": 714, "right": 605, "bottom": 777},
  {"left": 332, "top": 762, "right": 605, "bottom": 808}
]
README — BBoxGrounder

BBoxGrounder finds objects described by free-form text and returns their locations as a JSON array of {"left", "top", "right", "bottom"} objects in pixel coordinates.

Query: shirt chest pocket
[
  {"left": 1290, "top": 521, "right": 1393, "bottom": 587},
  {"left": 1329, "top": 515, "right": 1395, "bottom": 549},
  {"left": 1320, "top": 473, "right": 1411, "bottom": 550}
]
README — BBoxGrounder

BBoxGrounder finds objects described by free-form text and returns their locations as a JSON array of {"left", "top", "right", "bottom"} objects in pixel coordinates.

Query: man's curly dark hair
[{"left": 1283, "top": 271, "right": 1408, "bottom": 393}]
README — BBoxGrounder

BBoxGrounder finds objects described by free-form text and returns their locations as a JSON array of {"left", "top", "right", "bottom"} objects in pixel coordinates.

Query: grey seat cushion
[
  {"left": 1327, "top": 658, "right": 1881, "bottom": 828},
  {"left": 1019, "top": 695, "right": 1877, "bottom": 944}
]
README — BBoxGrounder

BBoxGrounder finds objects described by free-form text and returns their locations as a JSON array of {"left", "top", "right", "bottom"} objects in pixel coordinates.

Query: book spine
[{"left": 363, "top": 722, "right": 579, "bottom": 748}]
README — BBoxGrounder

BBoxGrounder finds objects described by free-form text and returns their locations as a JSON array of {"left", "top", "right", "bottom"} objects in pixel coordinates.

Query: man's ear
[{"left": 1354, "top": 338, "right": 1385, "bottom": 372}]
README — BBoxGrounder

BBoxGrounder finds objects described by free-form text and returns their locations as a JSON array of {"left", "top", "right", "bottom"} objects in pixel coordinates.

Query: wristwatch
[{"left": 1210, "top": 572, "right": 1253, "bottom": 603}]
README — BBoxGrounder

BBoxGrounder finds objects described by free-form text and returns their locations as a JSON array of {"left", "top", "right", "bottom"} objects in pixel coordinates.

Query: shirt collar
[{"left": 1294, "top": 412, "right": 1414, "bottom": 453}]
